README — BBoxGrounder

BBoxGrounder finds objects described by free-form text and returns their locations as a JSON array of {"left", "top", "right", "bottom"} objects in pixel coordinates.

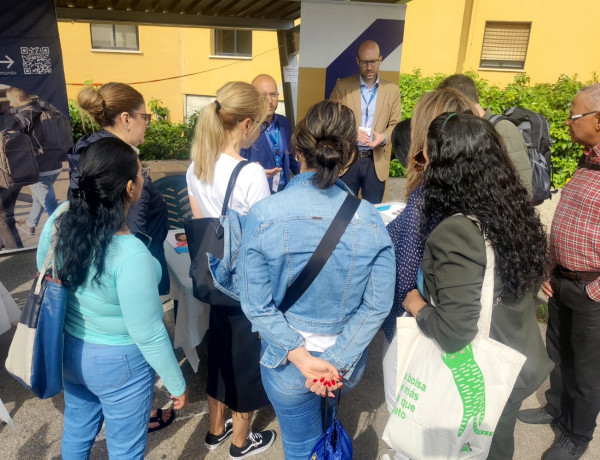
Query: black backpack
[
  {"left": 32, "top": 107, "right": 74, "bottom": 153},
  {"left": 490, "top": 107, "right": 553, "bottom": 204},
  {"left": 0, "top": 129, "right": 40, "bottom": 189}
]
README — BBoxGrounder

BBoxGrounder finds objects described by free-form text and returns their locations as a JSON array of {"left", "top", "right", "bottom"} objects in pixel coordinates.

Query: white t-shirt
[{"left": 186, "top": 154, "right": 270, "bottom": 217}]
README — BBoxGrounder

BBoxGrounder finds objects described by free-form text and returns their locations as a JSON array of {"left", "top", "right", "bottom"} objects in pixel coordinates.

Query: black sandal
[{"left": 148, "top": 408, "right": 175, "bottom": 433}]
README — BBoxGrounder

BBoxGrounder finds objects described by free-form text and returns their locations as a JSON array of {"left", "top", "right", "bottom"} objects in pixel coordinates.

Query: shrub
[
  {"left": 394, "top": 70, "right": 599, "bottom": 186},
  {"left": 69, "top": 71, "right": 598, "bottom": 186}
]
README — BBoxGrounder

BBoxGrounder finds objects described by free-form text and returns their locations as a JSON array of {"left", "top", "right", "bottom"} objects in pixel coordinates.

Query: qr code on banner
[{"left": 20, "top": 47, "right": 52, "bottom": 75}]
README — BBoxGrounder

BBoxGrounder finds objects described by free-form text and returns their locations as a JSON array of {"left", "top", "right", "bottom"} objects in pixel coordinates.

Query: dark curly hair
[
  {"left": 292, "top": 100, "right": 357, "bottom": 189},
  {"left": 421, "top": 112, "right": 547, "bottom": 300},
  {"left": 55, "top": 137, "right": 139, "bottom": 288}
]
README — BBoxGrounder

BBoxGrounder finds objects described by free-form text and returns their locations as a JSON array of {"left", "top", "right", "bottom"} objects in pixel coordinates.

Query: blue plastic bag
[
  {"left": 308, "top": 418, "right": 352, "bottom": 460},
  {"left": 308, "top": 390, "right": 352, "bottom": 460}
]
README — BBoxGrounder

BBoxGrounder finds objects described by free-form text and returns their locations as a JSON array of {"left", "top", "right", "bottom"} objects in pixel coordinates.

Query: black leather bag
[{"left": 184, "top": 161, "right": 249, "bottom": 307}]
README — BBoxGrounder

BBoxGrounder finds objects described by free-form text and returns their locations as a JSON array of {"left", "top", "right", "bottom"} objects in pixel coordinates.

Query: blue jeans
[
  {"left": 62, "top": 333, "right": 155, "bottom": 460},
  {"left": 26, "top": 173, "right": 59, "bottom": 228},
  {"left": 260, "top": 345, "right": 367, "bottom": 460}
]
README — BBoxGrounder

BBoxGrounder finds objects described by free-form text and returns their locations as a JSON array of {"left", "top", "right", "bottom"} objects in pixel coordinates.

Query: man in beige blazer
[{"left": 330, "top": 40, "right": 401, "bottom": 203}]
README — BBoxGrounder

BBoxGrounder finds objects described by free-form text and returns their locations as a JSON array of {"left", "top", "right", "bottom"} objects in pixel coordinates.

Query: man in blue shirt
[{"left": 241, "top": 74, "right": 300, "bottom": 193}]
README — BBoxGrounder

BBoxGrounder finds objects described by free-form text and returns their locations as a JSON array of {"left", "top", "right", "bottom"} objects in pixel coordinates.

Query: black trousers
[
  {"left": 0, "top": 186, "right": 23, "bottom": 250},
  {"left": 340, "top": 155, "right": 385, "bottom": 204},
  {"left": 544, "top": 271, "right": 600, "bottom": 445}
]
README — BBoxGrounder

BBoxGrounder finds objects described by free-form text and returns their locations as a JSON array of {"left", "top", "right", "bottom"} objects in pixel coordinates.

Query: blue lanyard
[
  {"left": 360, "top": 84, "right": 378, "bottom": 126},
  {"left": 267, "top": 122, "right": 281, "bottom": 167}
]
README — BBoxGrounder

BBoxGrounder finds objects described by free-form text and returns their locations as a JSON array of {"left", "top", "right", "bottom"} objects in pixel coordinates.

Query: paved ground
[{"left": 0, "top": 161, "right": 597, "bottom": 459}]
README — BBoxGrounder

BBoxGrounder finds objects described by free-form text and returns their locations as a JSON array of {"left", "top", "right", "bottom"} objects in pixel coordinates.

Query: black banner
[{"left": 0, "top": 0, "right": 69, "bottom": 117}]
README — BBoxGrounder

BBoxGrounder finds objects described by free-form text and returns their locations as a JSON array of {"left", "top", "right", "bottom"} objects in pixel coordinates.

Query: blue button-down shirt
[{"left": 359, "top": 75, "right": 379, "bottom": 151}]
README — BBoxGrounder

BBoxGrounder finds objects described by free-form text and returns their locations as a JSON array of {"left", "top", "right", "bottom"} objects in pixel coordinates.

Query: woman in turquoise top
[{"left": 37, "top": 137, "right": 187, "bottom": 459}]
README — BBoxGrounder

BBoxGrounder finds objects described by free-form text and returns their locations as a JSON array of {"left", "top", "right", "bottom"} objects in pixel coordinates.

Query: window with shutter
[{"left": 479, "top": 22, "right": 531, "bottom": 70}]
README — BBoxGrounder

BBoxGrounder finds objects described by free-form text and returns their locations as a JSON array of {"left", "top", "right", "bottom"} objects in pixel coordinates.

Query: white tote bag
[{"left": 382, "top": 230, "right": 526, "bottom": 460}]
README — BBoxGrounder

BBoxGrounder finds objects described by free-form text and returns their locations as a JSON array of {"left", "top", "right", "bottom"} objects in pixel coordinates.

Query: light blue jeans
[
  {"left": 260, "top": 344, "right": 367, "bottom": 460},
  {"left": 61, "top": 333, "right": 155, "bottom": 460},
  {"left": 26, "top": 173, "right": 59, "bottom": 228}
]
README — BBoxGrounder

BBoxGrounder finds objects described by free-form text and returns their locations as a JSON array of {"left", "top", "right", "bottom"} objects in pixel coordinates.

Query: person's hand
[
  {"left": 170, "top": 386, "right": 189, "bottom": 410},
  {"left": 263, "top": 167, "right": 282, "bottom": 178},
  {"left": 366, "top": 130, "right": 385, "bottom": 148},
  {"left": 403, "top": 289, "right": 427, "bottom": 317},
  {"left": 288, "top": 347, "right": 342, "bottom": 397},
  {"left": 357, "top": 129, "right": 371, "bottom": 145},
  {"left": 541, "top": 280, "right": 554, "bottom": 298}
]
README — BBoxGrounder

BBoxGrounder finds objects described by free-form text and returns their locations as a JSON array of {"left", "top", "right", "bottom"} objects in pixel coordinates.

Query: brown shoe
[{"left": 17, "top": 220, "right": 35, "bottom": 236}]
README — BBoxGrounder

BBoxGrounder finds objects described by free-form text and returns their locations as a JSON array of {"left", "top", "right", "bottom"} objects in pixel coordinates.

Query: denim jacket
[{"left": 239, "top": 172, "right": 395, "bottom": 378}]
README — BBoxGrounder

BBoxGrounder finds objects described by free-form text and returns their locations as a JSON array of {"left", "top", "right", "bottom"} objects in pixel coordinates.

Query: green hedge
[
  {"left": 69, "top": 71, "right": 598, "bottom": 186},
  {"left": 393, "top": 70, "right": 598, "bottom": 185},
  {"left": 68, "top": 100, "right": 196, "bottom": 161}
]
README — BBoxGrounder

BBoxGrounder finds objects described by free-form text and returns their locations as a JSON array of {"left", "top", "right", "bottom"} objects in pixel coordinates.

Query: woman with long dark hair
[
  {"left": 37, "top": 137, "right": 187, "bottom": 458},
  {"left": 402, "top": 113, "right": 552, "bottom": 459},
  {"left": 240, "top": 100, "right": 395, "bottom": 459},
  {"left": 382, "top": 89, "right": 477, "bottom": 425}
]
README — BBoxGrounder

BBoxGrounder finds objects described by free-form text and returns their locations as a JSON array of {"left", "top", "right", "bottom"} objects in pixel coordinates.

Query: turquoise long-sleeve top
[{"left": 37, "top": 202, "right": 186, "bottom": 397}]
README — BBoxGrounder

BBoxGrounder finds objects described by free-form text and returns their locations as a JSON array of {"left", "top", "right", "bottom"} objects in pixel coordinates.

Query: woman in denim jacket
[{"left": 240, "top": 100, "right": 395, "bottom": 459}]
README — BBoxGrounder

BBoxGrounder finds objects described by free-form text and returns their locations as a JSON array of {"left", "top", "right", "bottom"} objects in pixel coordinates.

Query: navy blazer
[{"left": 240, "top": 114, "right": 300, "bottom": 192}]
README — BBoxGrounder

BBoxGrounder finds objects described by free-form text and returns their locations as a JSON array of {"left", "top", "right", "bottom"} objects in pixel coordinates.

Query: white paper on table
[{"left": 375, "top": 201, "right": 407, "bottom": 225}]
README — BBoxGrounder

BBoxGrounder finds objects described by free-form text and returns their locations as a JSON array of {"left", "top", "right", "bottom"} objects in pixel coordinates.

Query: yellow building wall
[
  {"left": 401, "top": 0, "right": 600, "bottom": 86},
  {"left": 400, "top": 0, "right": 467, "bottom": 77},
  {"left": 58, "top": 22, "right": 282, "bottom": 122}
]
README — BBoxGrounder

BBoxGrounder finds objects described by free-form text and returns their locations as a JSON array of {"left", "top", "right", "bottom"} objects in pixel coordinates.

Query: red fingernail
[
  {"left": 324, "top": 382, "right": 330, "bottom": 387},
  {"left": 313, "top": 379, "right": 317, "bottom": 383},
  {"left": 319, "top": 377, "right": 324, "bottom": 382},
  {"left": 331, "top": 379, "right": 336, "bottom": 385},
  {"left": 339, "top": 382, "right": 344, "bottom": 387},
  {"left": 338, "top": 374, "right": 343, "bottom": 380}
]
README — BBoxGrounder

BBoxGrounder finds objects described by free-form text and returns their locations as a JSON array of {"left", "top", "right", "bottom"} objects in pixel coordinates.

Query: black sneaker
[
  {"left": 204, "top": 418, "right": 233, "bottom": 450},
  {"left": 229, "top": 430, "right": 276, "bottom": 459},
  {"left": 542, "top": 434, "right": 587, "bottom": 460},
  {"left": 518, "top": 407, "right": 556, "bottom": 425}
]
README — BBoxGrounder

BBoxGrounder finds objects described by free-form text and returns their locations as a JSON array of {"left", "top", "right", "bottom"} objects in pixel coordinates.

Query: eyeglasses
[
  {"left": 358, "top": 58, "right": 381, "bottom": 67},
  {"left": 566, "top": 111, "right": 599, "bottom": 123},
  {"left": 413, "top": 150, "right": 427, "bottom": 172},
  {"left": 134, "top": 112, "right": 152, "bottom": 126},
  {"left": 241, "top": 118, "right": 269, "bottom": 134},
  {"left": 139, "top": 167, "right": 150, "bottom": 178}
]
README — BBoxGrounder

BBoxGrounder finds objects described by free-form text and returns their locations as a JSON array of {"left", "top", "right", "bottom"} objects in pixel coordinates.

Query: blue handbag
[
  {"left": 5, "top": 211, "right": 67, "bottom": 399},
  {"left": 308, "top": 390, "right": 353, "bottom": 460}
]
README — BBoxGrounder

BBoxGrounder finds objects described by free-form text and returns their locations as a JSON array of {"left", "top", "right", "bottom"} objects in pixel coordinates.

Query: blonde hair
[
  {"left": 77, "top": 82, "right": 144, "bottom": 128},
  {"left": 405, "top": 88, "right": 477, "bottom": 197},
  {"left": 190, "top": 81, "right": 268, "bottom": 183}
]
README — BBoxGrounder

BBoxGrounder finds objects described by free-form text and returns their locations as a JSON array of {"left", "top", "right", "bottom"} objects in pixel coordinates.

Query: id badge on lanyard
[{"left": 268, "top": 122, "right": 282, "bottom": 192}]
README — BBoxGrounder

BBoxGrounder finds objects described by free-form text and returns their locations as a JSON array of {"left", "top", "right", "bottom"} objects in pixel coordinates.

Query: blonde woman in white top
[{"left": 186, "top": 81, "right": 274, "bottom": 459}]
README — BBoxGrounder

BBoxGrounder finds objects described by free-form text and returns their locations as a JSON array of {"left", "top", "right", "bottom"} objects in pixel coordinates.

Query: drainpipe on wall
[{"left": 456, "top": 0, "right": 475, "bottom": 74}]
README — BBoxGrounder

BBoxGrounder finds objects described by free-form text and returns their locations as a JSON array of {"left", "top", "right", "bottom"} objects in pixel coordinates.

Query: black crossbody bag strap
[
  {"left": 221, "top": 160, "right": 250, "bottom": 217},
  {"left": 278, "top": 194, "right": 360, "bottom": 314},
  {"left": 215, "top": 160, "right": 250, "bottom": 238}
]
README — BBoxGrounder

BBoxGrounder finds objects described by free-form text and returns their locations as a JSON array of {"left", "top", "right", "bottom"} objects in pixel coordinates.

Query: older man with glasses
[
  {"left": 240, "top": 74, "right": 300, "bottom": 193},
  {"left": 517, "top": 83, "right": 600, "bottom": 460},
  {"left": 329, "top": 40, "right": 401, "bottom": 204}
]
